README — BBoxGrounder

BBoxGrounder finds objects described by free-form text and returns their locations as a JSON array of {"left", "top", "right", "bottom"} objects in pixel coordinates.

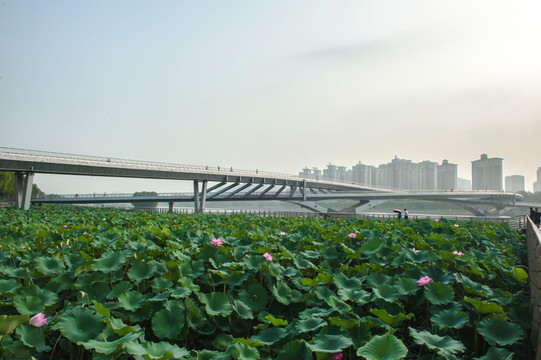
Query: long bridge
[{"left": 0, "top": 147, "right": 522, "bottom": 215}]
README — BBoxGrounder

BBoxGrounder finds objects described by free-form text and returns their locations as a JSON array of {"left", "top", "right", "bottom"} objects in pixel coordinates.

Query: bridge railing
[{"left": 526, "top": 217, "right": 541, "bottom": 357}]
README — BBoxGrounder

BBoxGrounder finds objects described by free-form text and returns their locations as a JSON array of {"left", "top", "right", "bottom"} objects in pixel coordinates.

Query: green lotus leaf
[
  {"left": 34, "top": 256, "right": 66, "bottom": 276},
  {"left": 232, "top": 342, "right": 260, "bottom": 360},
  {"left": 423, "top": 267, "right": 455, "bottom": 284},
  {"left": 271, "top": 280, "right": 292, "bottom": 305},
  {"left": 107, "top": 281, "right": 133, "bottom": 299},
  {"left": 213, "top": 333, "right": 235, "bottom": 350},
  {"left": 409, "top": 327, "right": 466, "bottom": 358},
  {"left": 350, "top": 322, "right": 372, "bottom": 348},
  {"left": 295, "top": 317, "right": 327, "bottom": 333},
  {"left": 251, "top": 327, "right": 288, "bottom": 345},
  {"left": 315, "top": 272, "right": 334, "bottom": 284},
  {"left": 395, "top": 277, "right": 421, "bottom": 295},
  {"left": 200, "top": 292, "right": 233, "bottom": 316},
  {"left": 264, "top": 314, "right": 288, "bottom": 327},
  {"left": 326, "top": 296, "right": 351, "bottom": 314},
  {"left": 334, "top": 272, "right": 363, "bottom": 289},
  {"left": 152, "top": 304, "right": 186, "bottom": 339},
  {"left": 464, "top": 297, "right": 504, "bottom": 314},
  {"left": 477, "top": 317, "right": 525, "bottom": 347},
  {"left": 511, "top": 267, "right": 528, "bottom": 284},
  {"left": 337, "top": 288, "right": 371, "bottom": 303},
  {"left": 357, "top": 333, "right": 408, "bottom": 360},
  {"left": 108, "top": 317, "right": 141, "bottom": 336},
  {"left": 0, "top": 314, "right": 29, "bottom": 335},
  {"left": 298, "top": 307, "right": 333, "bottom": 319},
  {"left": 474, "top": 347, "right": 513, "bottom": 360},
  {"left": 329, "top": 317, "right": 358, "bottom": 330},
  {"left": 15, "top": 324, "right": 51, "bottom": 352},
  {"left": 92, "top": 251, "right": 127, "bottom": 273},
  {"left": 275, "top": 339, "right": 312, "bottom": 360},
  {"left": 405, "top": 249, "right": 431, "bottom": 263},
  {"left": 369, "top": 308, "right": 414, "bottom": 326},
  {"left": 54, "top": 307, "right": 106, "bottom": 343},
  {"left": 93, "top": 300, "right": 110, "bottom": 318},
  {"left": 361, "top": 235, "right": 384, "bottom": 254},
  {"left": 128, "top": 261, "right": 159, "bottom": 282},
  {"left": 372, "top": 283, "right": 400, "bottom": 302},
  {"left": 18, "top": 285, "right": 58, "bottom": 306},
  {"left": 315, "top": 286, "right": 335, "bottom": 300},
  {"left": 13, "top": 295, "right": 44, "bottom": 315},
  {"left": 232, "top": 299, "right": 253, "bottom": 319},
  {"left": 424, "top": 282, "right": 454, "bottom": 305},
  {"left": 152, "top": 277, "right": 173, "bottom": 290},
  {"left": 0, "top": 279, "right": 21, "bottom": 295},
  {"left": 118, "top": 291, "right": 148, "bottom": 312},
  {"left": 245, "top": 255, "right": 266, "bottom": 270},
  {"left": 306, "top": 333, "right": 353, "bottom": 353},
  {"left": 171, "top": 286, "right": 192, "bottom": 298},
  {"left": 293, "top": 256, "right": 316, "bottom": 270},
  {"left": 238, "top": 283, "right": 268, "bottom": 311},
  {"left": 191, "top": 349, "right": 220, "bottom": 360},
  {"left": 79, "top": 333, "right": 139, "bottom": 354},
  {"left": 124, "top": 340, "right": 190, "bottom": 359},
  {"left": 459, "top": 275, "right": 494, "bottom": 297},
  {"left": 431, "top": 309, "right": 469, "bottom": 329}
]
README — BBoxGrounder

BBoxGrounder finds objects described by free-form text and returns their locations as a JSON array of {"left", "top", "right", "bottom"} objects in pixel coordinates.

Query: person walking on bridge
[{"left": 404, "top": 209, "right": 409, "bottom": 220}]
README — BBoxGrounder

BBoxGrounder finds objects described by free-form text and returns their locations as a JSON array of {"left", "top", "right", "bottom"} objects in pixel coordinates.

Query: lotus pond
[{"left": 0, "top": 206, "right": 531, "bottom": 359}]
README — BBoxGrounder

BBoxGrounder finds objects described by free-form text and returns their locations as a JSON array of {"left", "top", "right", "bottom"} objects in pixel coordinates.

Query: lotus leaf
[
  {"left": 54, "top": 307, "right": 106, "bottom": 343},
  {"left": 15, "top": 324, "right": 51, "bottom": 352},
  {"left": 326, "top": 296, "right": 351, "bottom": 314},
  {"left": 152, "top": 304, "right": 186, "bottom": 339},
  {"left": 13, "top": 295, "right": 45, "bottom": 315},
  {"left": 372, "top": 283, "right": 400, "bottom": 302},
  {"left": 128, "top": 260, "right": 159, "bottom": 282},
  {"left": 271, "top": 280, "right": 292, "bottom": 305},
  {"left": 200, "top": 292, "right": 233, "bottom": 316},
  {"left": 275, "top": 339, "right": 312, "bottom": 360},
  {"left": 118, "top": 290, "right": 148, "bottom": 311},
  {"left": 424, "top": 282, "right": 455, "bottom": 305},
  {"left": 0, "top": 279, "right": 21, "bottom": 295},
  {"left": 356, "top": 333, "right": 408, "bottom": 360},
  {"left": 511, "top": 267, "right": 528, "bottom": 284},
  {"left": 0, "top": 314, "right": 29, "bottom": 335},
  {"left": 232, "top": 342, "right": 260, "bottom": 360},
  {"left": 107, "top": 281, "right": 133, "bottom": 299},
  {"left": 477, "top": 317, "right": 525, "bottom": 346},
  {"left": 370, "top": 308, "right": 413, "bottom": 326},
  {"left": 430, "top": 309, "right": 469, "bottom": 329},
  {"left": 92, "top": 252, "right": 127, "bottom": 273},
  {"left": 464, "top": 297, "right": 504, "bottom": 314},
  {"left": 233, "top": 299, "right": 254, "bottom": 319},
  {"left": 34, "top": 256, "right": 65, "bottom": 276},
  {"left": 124, "top": 340, "right": 190, "bottom": 359},
  {"left": 264, "top": 314, "right": 288, "bottom": 327},
  {"left": 409, "top": 327, "right": 466, "bottom": 358},
  {"left": 306, "top": 332, "right": 353, "bottom": 353},
  {"left": 474, "top": 347, "right": 513, "bottom": 360},
  {"left": 79, "top": 333, "right": 139, "bottom": 354},
  {"left": 251, "top": 327, "right": 288, "bottom": 345},
  {"left": 18, "top": 285, "right": 58, "bottom": 306},
  {"left": 295, "top": 317, "right": 327, "bottom": 333}
]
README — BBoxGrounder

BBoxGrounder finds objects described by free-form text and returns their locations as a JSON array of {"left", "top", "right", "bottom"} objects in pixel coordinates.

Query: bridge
[{"left": 0, "top": 147, "right": 522, "bottom": 215}]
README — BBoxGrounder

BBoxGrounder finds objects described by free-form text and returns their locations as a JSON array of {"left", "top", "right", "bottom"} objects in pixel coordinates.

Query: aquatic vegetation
[{"left": 0, "top": 206, "right": 530, "bottom": 359}]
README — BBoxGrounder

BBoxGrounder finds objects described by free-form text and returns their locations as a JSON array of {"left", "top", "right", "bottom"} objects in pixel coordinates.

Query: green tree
[
  {"left": 131, "top": 191, "right": 158, "bottom": 208},
  {"left": 0, "top": 172, "right": 15, "bottom": 198}
]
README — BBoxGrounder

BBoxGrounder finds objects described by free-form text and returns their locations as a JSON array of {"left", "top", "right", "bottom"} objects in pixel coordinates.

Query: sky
[{"left": 2, "top": 1, "right": 541, "bottom": 194}]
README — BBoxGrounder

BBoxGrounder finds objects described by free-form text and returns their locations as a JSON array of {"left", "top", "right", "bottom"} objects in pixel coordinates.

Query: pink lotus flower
[
  {"left": 454, "top": 273, "right": 459, "bottom": 281},
  {"left": 263, "top": 252, "right": 273, "bottom": 261},
  {"left": 102, "top": 218, "right": 106, "bottom": 221},
  {"left": 434, "top": 218, "right": 439, "bottom": 222},
  {"left": 417, "top": 276, "right": 433, "bottom": 286},
  {"left": 454, "top": 224, "right": 459, "bottom": 228},
  {"left": 29, "top": 313, "right": 47, "bottom": 327},
  {"left": 348, "top": 233, "right": 356, "bottom": 238},
  {"left": 453, "top": 250, "right": 464, "bottom": 256},
  {"left": 83, "top": 231, "right": 88, "bottom": 235},
  {"left": 63, "top": 225, "right": 68, "bottom": 228},
  {"left": 210, "top": 238, "right": 223, "bottom": 247},
  {"left": 331, "top": 353, "right": 343, "bottom": 360},
  {"left": 280, "top": 232, "right": 286, "bottom": 236},
  {"left": 412, "top": 247, "right": 421, "bottom": 253}
]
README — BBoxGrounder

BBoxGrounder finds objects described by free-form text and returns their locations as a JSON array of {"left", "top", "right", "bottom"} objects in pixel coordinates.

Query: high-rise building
[
  {"left": 418, "top": 161, "right": 438, "bottom": 191},
  {"left": 437, "top": 160, "right": 457, "bottom": 191},
  {"left": 534, "top": 167, "right": 541, "bottom": 193},
  {"left": 505, "top": 175, "right": 525, "bottom": 193},
  {"left": 471, "top": 154, "right": 503, "bottom": 191}
]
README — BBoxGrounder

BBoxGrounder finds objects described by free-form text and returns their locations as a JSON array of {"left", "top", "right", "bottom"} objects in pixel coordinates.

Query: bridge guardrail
[{"left": 526, "top": 217, "right": 541, "bottom": 358}]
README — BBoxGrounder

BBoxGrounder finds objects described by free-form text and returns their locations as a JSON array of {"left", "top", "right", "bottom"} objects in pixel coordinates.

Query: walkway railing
[{"left": 527, "top": 217, "right": 541, "bottom": 358}]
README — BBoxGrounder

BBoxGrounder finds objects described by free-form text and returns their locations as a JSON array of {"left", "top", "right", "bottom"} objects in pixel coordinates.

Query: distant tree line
[
  {"left": 131, "top": 191, "right": 158, "bottom": 208},
  {"left": 0, "top": 171, "right": 45, "bottom": 199}
]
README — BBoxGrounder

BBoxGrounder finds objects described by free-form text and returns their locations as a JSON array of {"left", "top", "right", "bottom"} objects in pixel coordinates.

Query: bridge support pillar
[
  {"left": 193, "top": 180, "right": 208, "bottom": 214},
  {"left": 15, "top": 172, "right": 34, "bottom": 210},
  {"left": 168, "top": 201, "right": 174, "bottom": 213}
]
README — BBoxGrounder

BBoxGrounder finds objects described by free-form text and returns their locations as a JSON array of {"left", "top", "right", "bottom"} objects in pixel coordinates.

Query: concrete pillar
[
  {"left": 200, "top": 180, "right": 207, "bottom": 214},
  {"left": 168, "top": 201, "right": 174, "bottom": 213},
  {"left": 302, "top": 179, "right": 307, "bottom": 201},
  {"left": 14, "top": 172, "right": 24, "bottom": 209},
  {"left": 21, "top": 172, "right": 34, "bottom": 210},
  {"left": 193, "top": 181, "right": 200, "bottom": 213}
]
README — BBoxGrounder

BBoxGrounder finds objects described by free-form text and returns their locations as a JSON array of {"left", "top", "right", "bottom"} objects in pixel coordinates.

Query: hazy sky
[{"left": 2, "top": 1, "right": 541, "bottom": 194}]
